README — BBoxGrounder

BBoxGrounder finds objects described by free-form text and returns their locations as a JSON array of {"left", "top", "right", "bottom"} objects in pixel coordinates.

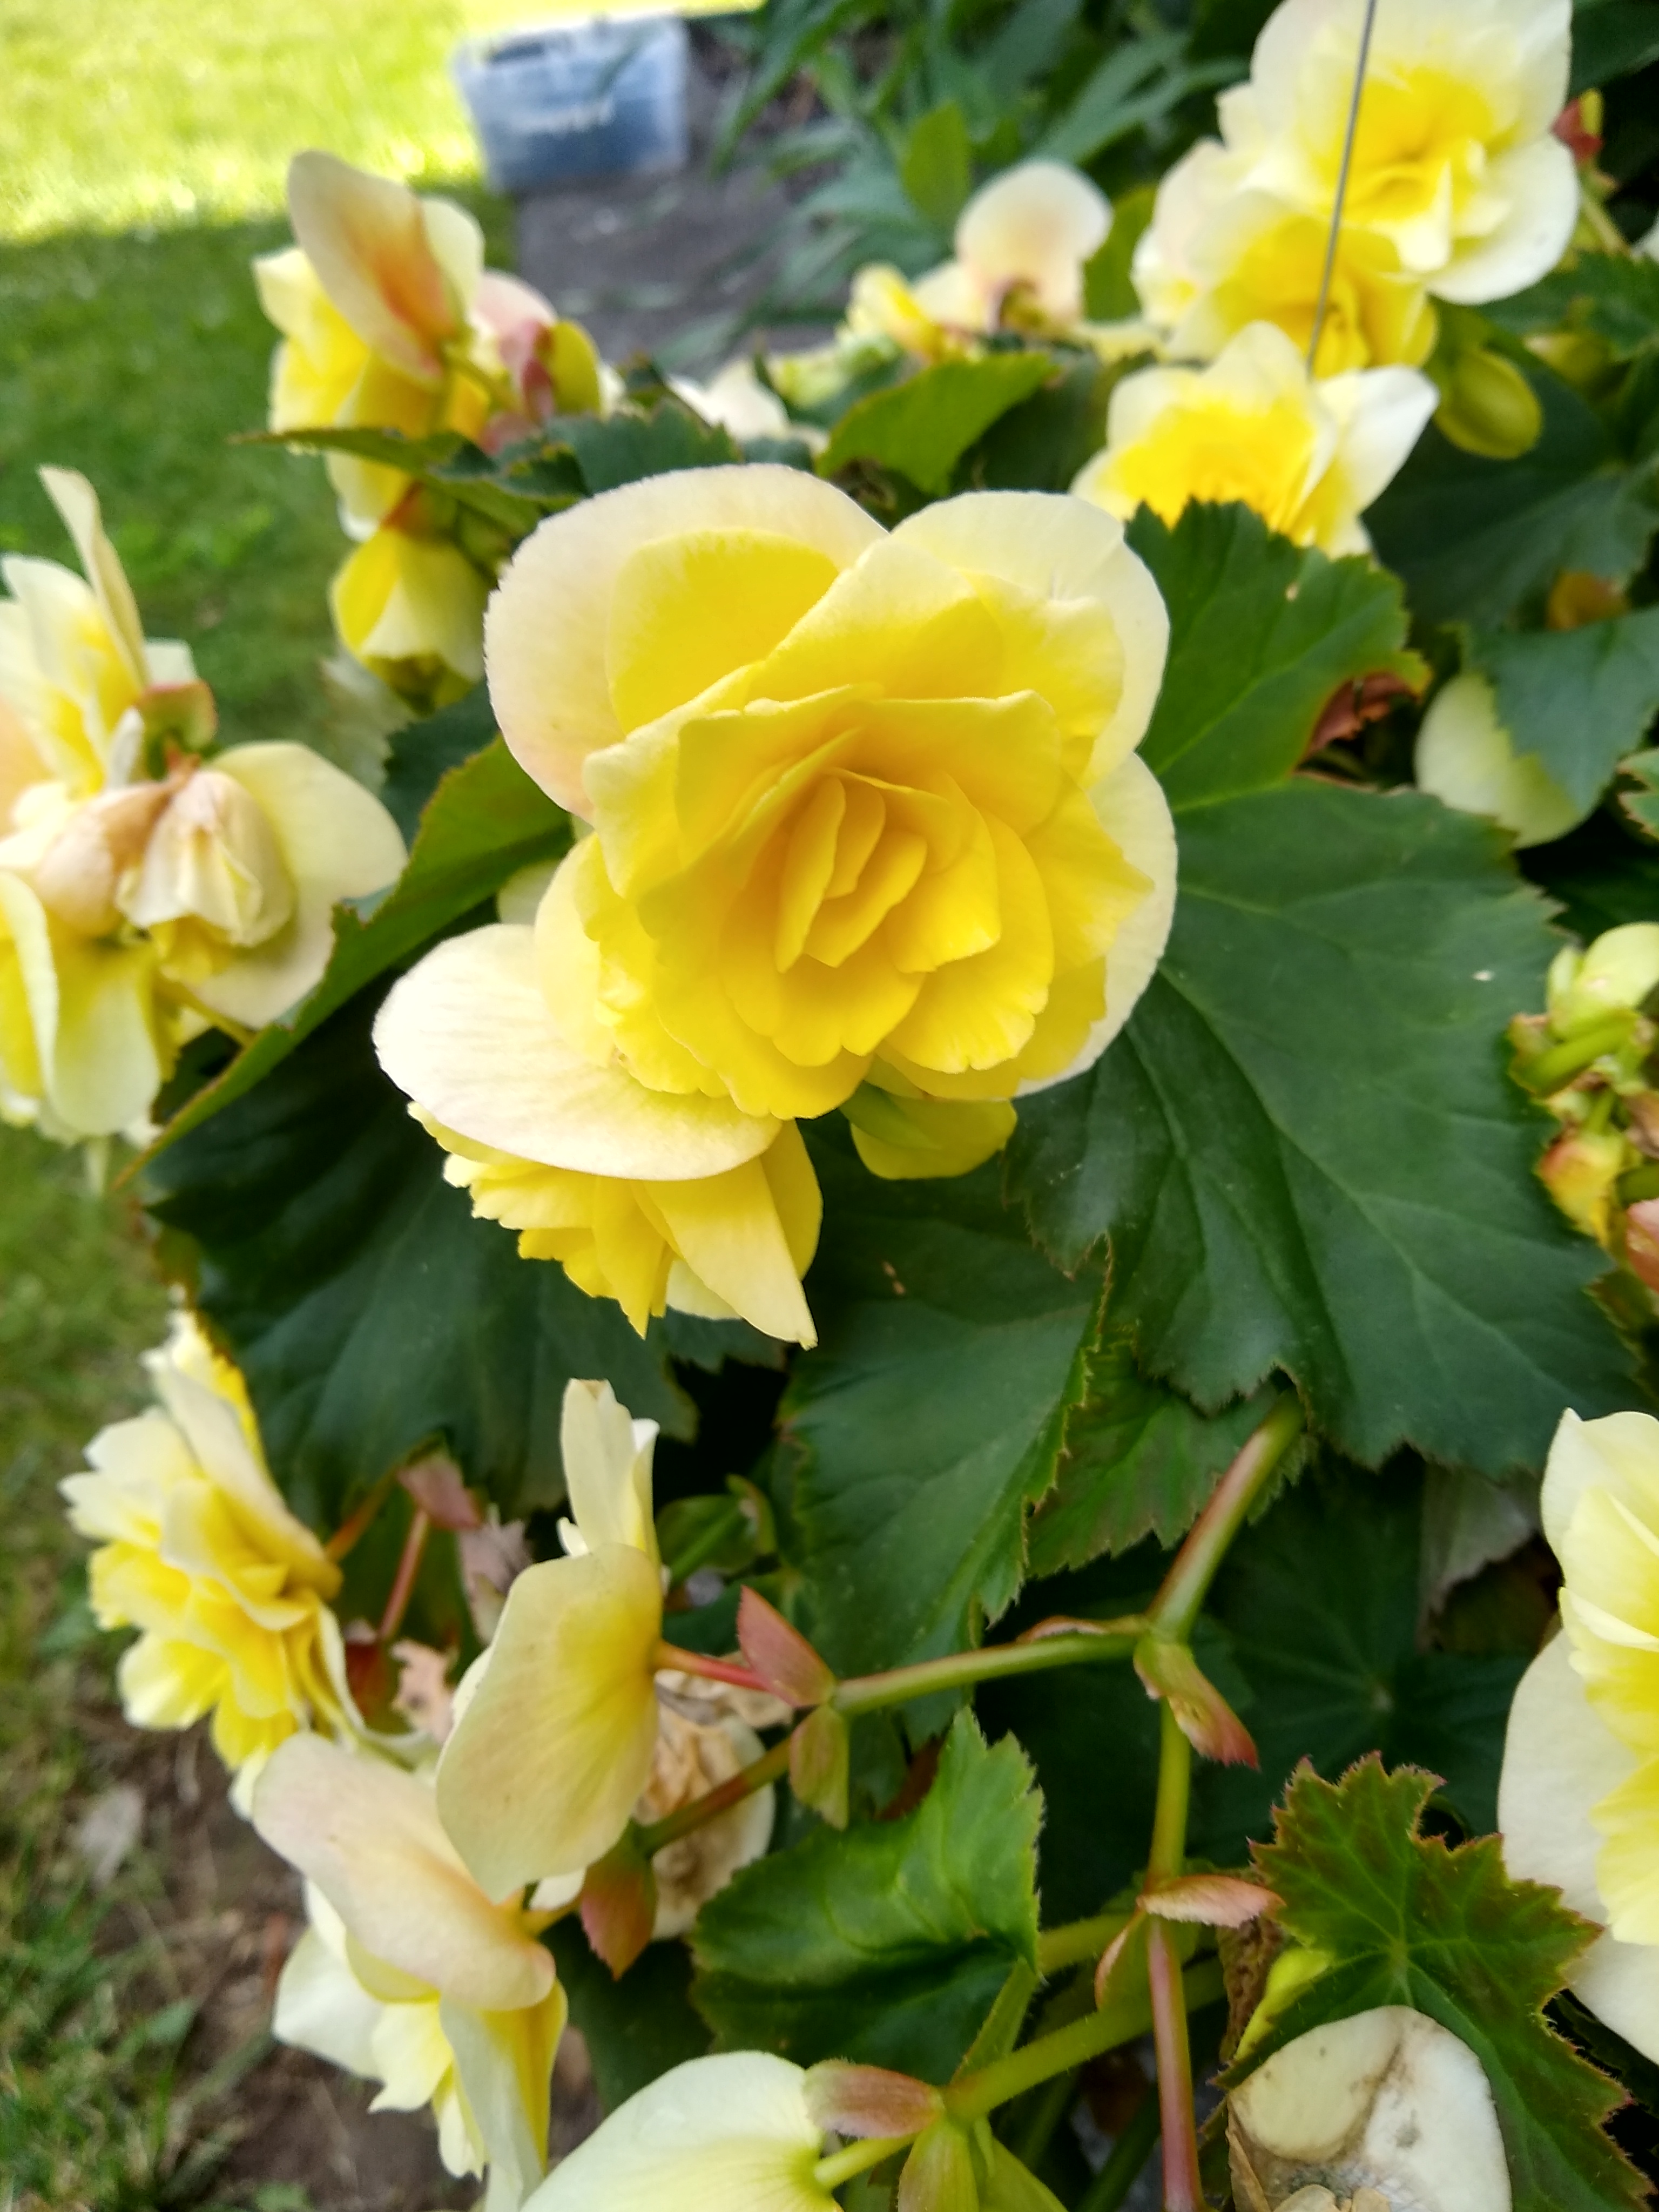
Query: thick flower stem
[
  {"left": 633, "top": 1735, "right": 793, "bottom": 1857},
  {"left": 1036, "top": 1912, "right": 1132, "bottom": 1976},
  {"left": 1146, "top": 1704, "right": 1203, "bottom": 2211},
  {"left": 833, "top": 1625, "right": 1144, "bottom": 1719},
  {"left": 813, "top": 2133, "right": 914, "bottom": 2189},
  {"left": 376, "top": 1507, "right": 430, "bottom": 1644},
  {"left": 653, "top": 1641, "right": 776, "bottom": 1696},
  {"left": 1148, "top": 1397, "right": 1303, "bottom": 1642}
]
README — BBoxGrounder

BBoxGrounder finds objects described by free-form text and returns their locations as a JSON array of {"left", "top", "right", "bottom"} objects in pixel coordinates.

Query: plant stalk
[
  {"left": 813, "top": 2133, "right": 913, "bottom": 2189},
  {"left": 376, "top": 1507, "right": 430, "bottom": 1644},
  {"left": 833, "top": 1626, "right": 1143, "bottom": 1719},
  {"left": 654, "top": 1641, "right": 775, "bottom": 1696},
  {"left": 633, "top": 1734, "right": 793, "bottom": 1857},
  {"left": 1146, "top": 1705, "right": 1202, "bottom": 2211},
  {"left": 1036, "top": 1912, "right": 1131, "bottom": 1977},
  {"left": 1150, "top": 1398, "right": 1302, "bottom": 1642}
]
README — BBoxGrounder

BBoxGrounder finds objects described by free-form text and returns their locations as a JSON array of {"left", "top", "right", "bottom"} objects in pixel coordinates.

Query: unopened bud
[
  {"left": 1525, "top": 327, "right": 1616, "bottom": 396},
  {"left": 844, "top": 1076, "right": 1016, "bottom": 1182},
  {"left": 899, "top": 2120, "right": 980, "bottom": 2212},
  {"left": 1547, "top": 924, "right": 1659, "bottom": 1035},
  {"left": 1539, "top": 1125, "right": 1628, "bottom": 1245},
  {"left": 31, "top": 778, "right": 178, "bottom": 936},
  {"left": 122, "top": 766, "right": 295, "bottom": 949},
  {"left": 1432, "top": 346, "right": 1543, "bottom": 459},
  {"left": 1547, "top": 569, "right": 1628, "bottom": 630}
]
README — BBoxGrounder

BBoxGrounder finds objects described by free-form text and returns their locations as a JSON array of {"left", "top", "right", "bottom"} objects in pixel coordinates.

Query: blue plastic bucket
[{"left": 453, "top": 17, "right": 690, "bottom": 192}]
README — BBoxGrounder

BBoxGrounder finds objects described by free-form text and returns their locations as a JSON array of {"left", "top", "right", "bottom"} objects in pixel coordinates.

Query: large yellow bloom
[
  {"left": 1501, "top": 1409, "right": 1659, "bottom": 2065},
  {"left": 60, "top": 1315, "right": 356, "bottom": 1807},
  {"left": 1073, "top": 321, "right": 1436, "bottom": 555},
  {"left": 255, "top": 1734, "right": 566, "bottom": 2209},
  {"left": 485, "top": 467, "right": 1174, "bottom": 1120}
]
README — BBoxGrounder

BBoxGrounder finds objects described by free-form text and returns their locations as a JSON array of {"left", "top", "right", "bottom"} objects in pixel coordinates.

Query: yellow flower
[
  {"left": 523, "top": 2052, "right": 835, "bottom": 2212},
  {"left": 60, "top": 1314, "right": 356, "bottom": 1806},
  {"left": 255, "top": 1734, "right": 566, "bottom": 2205},
  {"left": 1501, "top": 1408, "right": 1659, "bottom": 2063},
  {"left": 1073, "top": 321, "right": 1436, "bottom": 555},
  {"left": 1134, "top": 0, "right": 1575, "bottom": 368},
  {"left": 330, "top": 510, "right": 491, "bottom": 713},
  {"left": 1414, "top": 670, "right": 1577, "bottom": 848},
  {"left": 435, "top": 1378, "right": 672, "bottom": 1900},
  {"left": 484, "top": 467, "right": 1175, "bottom": 1121},
  {"left": 848, "top": 160, "right": 1111, "bottom": 357}
]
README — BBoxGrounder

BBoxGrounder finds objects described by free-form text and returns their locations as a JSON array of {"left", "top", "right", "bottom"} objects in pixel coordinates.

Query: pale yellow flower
[
  {"left": 330, "top": 514, "right": 491, "bottom": 714},
  {"left": 435, "top": 1379, "right": 670, "bottom": 1898},
  {"left": 60, "top": 1314, "right": 356, "bottom": 1807},
  {"left": 1501, "top": 1409, "right": 1659, "bottom": 2062},
  {"left": 848, "top": 160, "right": 1111, "bottom": 358},
  {"left": 524, "top": 2052, "right": 834, "bottom": 2212},
  {"left": 1073, "top": 321, "right": 1436, "bottom": 555},
  {"left": 670, "top": 359, "right": 802, "bottom": 446},
  {"left": 482, "top": 467, "right": 1175, "bottom": 1121},
  {"left": 255, "top": 1736, "right": 565, "bottom": 2209},
  {"left": 1413, "top": 671, "right": 1577, "bottom": 848}
]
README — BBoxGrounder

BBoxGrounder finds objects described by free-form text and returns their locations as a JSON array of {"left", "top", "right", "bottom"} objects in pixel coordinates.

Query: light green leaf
[
  {"left": 1127, "top": 503, "right": 1420, "bottom": 813},
  {"left": 1083, "top": 181, "right": 1155, "bottom": 321},
  {"left": 820, "top": 354, "right": 1056, "bottom": 496},
  {"left": 1464, "top": 608, "right": 1659, "bottom": 816},
  {"left": 691, "top": 1712, "right": 1040, "bottom": 2078},
  {"left": 784, "top": 1132, "right": 1099, "bottom": 1677},
  {"left": 139, "top": 993, "right": 689, "bottom": 1529},
  {"left": 1007, "top": 782, "right": 1633, "bottom": 1474},
  {"left": 1036, "top": 33, "right": 1238, "bottom": 167},
  {"left": 901, "top": 100, "right": 973, "bottom": 234},
  {"left": 1238, "top": 1759, "right": 1645, "bottom": 2212},
  {"left": 1486, "top": 251, "right": 1659, "bottom": 363}
]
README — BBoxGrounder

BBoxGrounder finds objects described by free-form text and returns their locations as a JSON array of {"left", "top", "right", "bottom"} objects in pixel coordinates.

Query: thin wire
[{"left": 1307, "top": 0, "right": 1381, "bottom": 371}]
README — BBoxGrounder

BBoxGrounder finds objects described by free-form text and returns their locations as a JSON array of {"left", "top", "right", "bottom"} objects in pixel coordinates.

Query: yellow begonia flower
[
  {"left": 254, "top": 1735, "right": 565, "bottom": 2209},
  {"left": 1500, "top": 1408, "right": 1659, "bottom": 2064},
  {"left": 1134, "top": 0, "right": 1575, "bottom": 369},
  {"left": 848, "top": 160, "right": 1111, "bottom": 358},
  {"left": 60, "top": 1314, "right": 358, "bottom": 1808},
  {"left": 523, "top": 2052, "right": 835, "bottom": 2212},
  {"left": 485, "top": 467, "right": 1176, "bottom": 1121},
  {"left": 330, "top": 515, "right": 490, "bottom": 713},
  {"left": 1414, "top": 670, "right": 1579, "bottom": 849},
  {"left": 374, "top": 920, "right": 821, "bottom": 1345},
  {"left": 671, "top": 359, "right": 800, "bottom": 446},
  {"left": 436, "top": 1378, "right": 671, "bottom": 1900},
  {"left": 1072, "top": 321, "right": 1437, "bottom": 556}
]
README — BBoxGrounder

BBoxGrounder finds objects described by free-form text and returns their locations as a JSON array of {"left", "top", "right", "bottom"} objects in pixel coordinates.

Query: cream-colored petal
[
  {"left": 286, "top": 151, "right": 460, "bottom": 383},
  {"left": 51, "top": 929, "right": 163, "bottom": 1138},
  {"left": 1541, "top": 1411, "right": 1659, "bottom": 1561},
  {"left": 273, "top": 1904, "right": 387, "bottom": 2078},
  {"left": 38, "top": 468, "right": 146, "bottom": 691},
  {"left": 1321, "top": 366, "right": 1439, "bottom": 515},
  {"left": 1415, "top": 672, "right": 1579, "bottom": 849},
  {"left": 561, "top": 1376, "right": 659, "bottom": 1561},
  {"left": 252, "top": 1734, "right": 555, "bottom": 2012},
  {"left": 0, "top": 868, "right": 56, "bottom": 1111},
  {"left": 441, "top": 1986, "right": 567, "bottom": 2212},
  {"left": 893, "top": 491, "right": 1169, "bottom": 779},
  {"left": 484, "top": 467, "right": 882, "bottom": 814},
  {"left": 1434, "top": 137, "right": 1578, "bottom": 307},
  {"left": 955, "top": 159, "right": 1111, "bottom": 322},
  {"left": 190, "top": 741, "right": 406, "bottom": 1027},
  {"left": 375, "top": 923, "right": 777, "bottom": 1177},
  {"left": 435, "top": 1545, "right": 663, "bottom": 1894},
  {"left": 523, "top": 2052, "right": 831, "bottom": 2212}
]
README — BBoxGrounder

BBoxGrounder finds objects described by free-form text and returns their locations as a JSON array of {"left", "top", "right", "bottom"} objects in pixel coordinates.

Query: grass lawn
[{"left": 0, "top": 4, "right": 515, "bottom": 2202}]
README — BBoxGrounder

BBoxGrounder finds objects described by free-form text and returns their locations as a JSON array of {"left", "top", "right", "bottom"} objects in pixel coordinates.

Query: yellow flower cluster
[
  {"left": 257, "top": 153, "right": 606, "bottom": 712},
  {"left": 0, "top": 470, "right": 406, "bottom": 1145},
  {"left": 373, "top": 469, "right": 1175, "bottom": 1343}
]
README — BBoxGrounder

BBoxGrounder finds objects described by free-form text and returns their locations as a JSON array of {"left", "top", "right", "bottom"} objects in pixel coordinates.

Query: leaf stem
[
  {"left": 325, "top": 1464, "right": 401, "bottom": 1562},
  {"left": 1035, "top": 1912, "right": 1131, "bottom": 1977},
  {"left": 376, "top": 1508, "right": 430, "bottom": 1644},
  {"left": 653, "top": 1641, "right": 775, "bottom": 1697},
  {"left": 1149, "top": 1397, "right": 1303, "bottom": 1642},
  {"left": 813, "top": 2133, "right": 913, "bottom": 2189},
  {"left": 633, "top": 1734, "right": 792, "bottom": 1857},
  {"left": 833, "top": 1626, "right": 1143, "bottom": 1719},
  {"left": 1147, "top": 1704, "right": 1202, "bottom": 2212}
]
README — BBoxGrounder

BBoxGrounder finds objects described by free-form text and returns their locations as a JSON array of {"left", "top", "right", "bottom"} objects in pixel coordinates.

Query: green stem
[
  {"left": 1521, "top": 1014, "right": 1635, "bottom": 1095},
  {"left": 813, "top": 2134, "right": 912, "bottom": 2189},
  {"left": 664, "top": 1500, "right": 748, "bottom": 1587},
  {"left": 635, "top": 1735, "right": 793, "bottom": 1858},
  {"left": 1150, "top": 1399, "right": 1302, "bottom": 1641},
  {"left": 1036, "top": 1912, "right": 1130, "bottom": 1977},
  {"left": 1147, "top": 1706, "right": 1192, "bottom": 1886},
  {"left": 1145, "top": 1706, "right": 1202, "bottom": 2212},
  {"left": 942, "top": 1959, "right": 1223, "bottom": 2126},
  {"left": 376, "top": 1508, "right": 430, "bottom": 1644},
  {"left": 834, "top": 1626, "right": 1144, "bottom": 1719},
  {"left": 1076, "top": 2081, "right": 1161, "bottom": 2212},
  {"left": 1009, "top": 2068, "right": 1077, "bottom": 2170}
]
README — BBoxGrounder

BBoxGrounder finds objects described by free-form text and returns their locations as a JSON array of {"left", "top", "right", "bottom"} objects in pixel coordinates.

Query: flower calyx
[
  {"left": 737, "top": 1586, "right": 839, "bottom": 1708},
  {"left": 579, "top": 1826, "right": 658, "bottom": 1979},
  {"left": 1134, "top": 1633, "right": 1258, "bottom": 1766},
  {"left": 1096, "top": 1871, "right": 1280, "bottom": 2007}
]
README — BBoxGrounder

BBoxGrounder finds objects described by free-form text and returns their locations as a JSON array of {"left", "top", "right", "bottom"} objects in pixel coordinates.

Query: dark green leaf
[
  {"left": 784, "top": 1133, "right": 1099, "bottom": 1677},
  {"left": 901, "top": 101, "right": 973, "bottom": 233},
  {"left": 1026, "top": 1330, "right": 1273, "bottom": 1573},
  {"left": 1464, "top": 606, "right": 1659, "bottom": 815},
  {"left": 967, "top": 352, "right": 1115, "bottom": 493},
  {"left": 547, "top": 1921, "right": 710, "bottom": 2111},
  {"left": 1486, "top": 252, "right": 1659, "bottom": 363},
  {"left": 1619, "top": 745, "right": 1659, "bottom": 840},
  {"left": 1367, "top": 359, "right": 1659, "bottom": 627},
  {"left": 139, "top": 994, "right": 689, "bottom": 1529},
  {"left": 557, "top": 402, "right": 740, "bottom": 492},
  {"left": 1007, "top": 781, "right": 1632, "bottom": 1474},
  {"left": 1239, "top": 1760, "right": 1644, "bottom": 2212},
  {"left": 1127, "top": 503, "right": 1419, "bottom": 813},
  {"left": 1523, "top": 807, "right": 1659, "bottom": 936},
  {"left": 1572, "top": 2, "right": 1659, "bottom": 95},
  {"left": 821, "top": 354, "right": 1057, "bottom": 496},
  {"left": 1036, "top": 35, "right": 1236, "bottom": 167},
  {"left": 142, "top": 736, "right": 568, "bottom": 1156},
  {"left": 1191, "top": 1461, "right": 1525, "bottom": 1854},
  {"left": 692, "top": 1712, "right": 1040, "bottom": 2076},
  {"left": 379, "top": 685, "right": 497, "bottom": 844}
]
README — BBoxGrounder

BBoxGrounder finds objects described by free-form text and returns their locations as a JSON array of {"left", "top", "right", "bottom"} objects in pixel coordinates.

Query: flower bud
[
  {"left": 844, "top": 1077, "right": 1017, "bottom": 1182},
  {"left": 1547, "top": 925, "right": 1659, "bottom": 1036},
  {"left": 120, "top": 764, "right": 296, "bottom": 950},
  {"left": 30, "top": 778, "right": 177, "bottom": 936},
  {"left": 900, "top": 2120, "right": 980, "bottom": 2212},
  {"left": 1539, "top": 1124, "right": 1628, "bottom": 1245},
  {"left": 1432, "top": 344, "right": 1543, "bottom": 459}
]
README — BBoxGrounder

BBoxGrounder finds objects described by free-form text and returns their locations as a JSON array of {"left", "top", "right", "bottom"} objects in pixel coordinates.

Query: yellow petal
[
  {"left": 646, "top": 1133, "right": 820, "bottom": 1348},
  {"left": 286, "top": 152, "right": 471, "bottom": 385},
  {"left": 441, "top": 1986, "right": 568, "bottom": 2206},
  {"left": 253, "top": 1734, "right": 555, "bottom": 2011},
  {"left": 50, "top": 926, "right": 163, "bottom": 1138},
  {"left": 954, "top": 160, "right": 1111, "bottom": 323},
  {"left": 561, "top": 1377, "right": 659, "bottom": 1562},
  {"left": 331, "top": 527, "right": 488, "bottom": 696},
  {"left": 376, "top": 923, "right": 776, "bottom": 1176},
  {"left": 38, "top": 468, "right": 147, "bottom": 691},
  {"left": 436, "top": 1546, "right": 663, "bottom": 1892}
]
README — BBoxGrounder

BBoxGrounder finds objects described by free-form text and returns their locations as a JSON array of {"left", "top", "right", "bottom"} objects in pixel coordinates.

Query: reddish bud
[
  {"left": 1554, "top": 96, "right": 1603, "bottom": 165},
  {"left": 1626, "top": 1199, "right": 1659, "bottom": 1293},
  {"left": 1141, "top": 1872, "right": 1279, "bottom": 1927},
  {"left": 1134, "top": 1637, "right": 1258, "bottom": 1768},
  {"left": 397, "top": 1451, "right": 482, "bottom": 1530},
  {"left": 737, "top": 1586, "right": 837, "bottom": 1706},
  {"left": 579, "top": 1833, "right": 657, "bottom": 1978},
  {"left": 803, "top": 2062, "right": 941, "bottom": 2139},
  {"left": 790, "top": 1704, "right": 851, "bottom": 1829}
]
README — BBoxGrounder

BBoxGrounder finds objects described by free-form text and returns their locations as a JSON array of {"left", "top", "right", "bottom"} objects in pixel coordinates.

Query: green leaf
[
  {"left": 1618, "top": 745, "right": 1659, "bottom": 841},
  {"left": 379, "top": 685, "right": 497, "bottom": 843},
  {"left": 1239, "top": 1759, "right": 1644, "bottom": 2212},
  {"left": 692, "top": 1712, "right": 1040, "bottom": 2076},
  {"left": 139, "top": 993, "right": 689, "bottom": 1529},
  {"left": 1367, "top": 358, "right": 1659, "bottom": 627},
  {"left": 969, "top": 353, "right": 1114, "bottom": 494},
  {"left": 557, "top": 400, "right": 741, "bottom": 491},
  {"left": 1007, "top": 781, "right": 1633, "bottom": 1474},
  {"left": 1571, "top": 1, "right": 1659, "bottom": 95},
  {"left": 1486, "top": 251, "right": 1659, "bottom": 363},
  {"left": 1127, "top": 503, "right": 1419, "bottom": 813},
  {"left": 901, "top": 100, "right": 973, "bottom": 234},
  {"left": 1083, "top": 183, "right": 1155, "bottom": 321},
  {"left": 820, "top": 354, "right": 1057, "bottom": 496},
  {"left": 248, "top": 423, "right": 556, "bottom": 535},
  {"left": 783, "top": 1133, "right": 1100, "bottom": 1678},
  {"left": 141, "top": 733, "right": 567, "bottom": 1157},
  {"left": 1463, "top": 608, "right": 1659, "bottom": 816},
  {"left": 1191, "top": 1460, "right": 1526, "bottom": 1853},
  {"left": 1026, "top": 1330, "right": 1273, "bottom": 1573},
  {"left": 547, "top": 1921, "right": 711, "bottom": 2112},
  {"left": 1036, "top": 33, "right": 1239, "bottom": 167}
]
